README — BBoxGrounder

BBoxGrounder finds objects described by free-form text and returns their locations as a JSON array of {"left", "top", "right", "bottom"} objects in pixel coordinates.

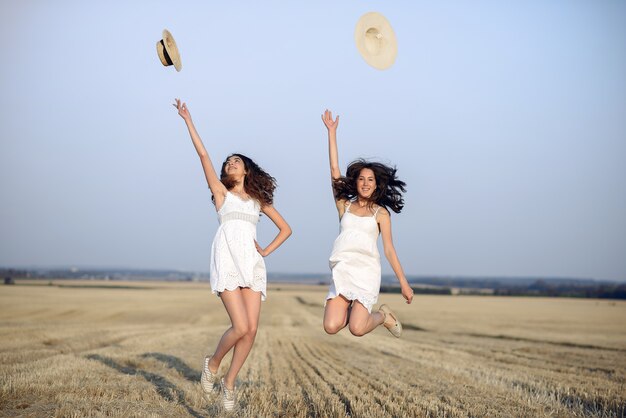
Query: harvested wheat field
[{"left": 1, "top": 280, "right": 625, "bottom": 417}]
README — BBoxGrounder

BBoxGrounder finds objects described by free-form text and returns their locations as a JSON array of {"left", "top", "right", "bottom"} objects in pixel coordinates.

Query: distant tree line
[
  {"left": 380, "top": 286, "right": 452, "bottom": 295},
  {"left": 0, "top": 267, "right": 207, "bottom": 282},
  {"left": 0, "top": 268, "right": 28, "bottom": 278},
  {"left": 397, "top": 277, "right": 626, "bottom": 300},
  {"left": 492, "top": 280, "right": 626, "bottom": 299}
]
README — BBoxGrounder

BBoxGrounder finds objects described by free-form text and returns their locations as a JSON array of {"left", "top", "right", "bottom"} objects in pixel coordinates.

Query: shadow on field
[
  {"left": 141, "top": 352, "right": 201, "bottom": 382},
  {"left": 141, "top": 352, "right": 259, "bottom": 399},
  {"left": 86, "top": 354, "right": 214, "bottom": 417},
  {"left": 459, "top": 332, "right": 626, "bottom": 352},
  {"left": 295, "top": 296, "right": 323, "bottom": 308},
  {"left": 403, "top": 323, "right": 428, "bottom": 331}
]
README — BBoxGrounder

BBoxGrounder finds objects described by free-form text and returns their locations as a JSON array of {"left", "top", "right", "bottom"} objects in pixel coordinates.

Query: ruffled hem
[
  {"left": 212, "top": 284, "right": 266, "bottom": 301},
  {"left": 325, "top": 289, "right": 377, "bottom": 313}
]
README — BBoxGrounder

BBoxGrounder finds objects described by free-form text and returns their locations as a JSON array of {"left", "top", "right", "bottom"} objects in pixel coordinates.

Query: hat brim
[
  {"left": 161, "top": 29, "right": 182, "bottom": 72},
  {"left": 354, "top": 12, "right": 397, "bottom": 70}
]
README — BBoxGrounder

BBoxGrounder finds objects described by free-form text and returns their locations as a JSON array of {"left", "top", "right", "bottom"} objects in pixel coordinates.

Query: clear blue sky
[{"left": 1, "top": 1, "right": 625, "bottom": 281}]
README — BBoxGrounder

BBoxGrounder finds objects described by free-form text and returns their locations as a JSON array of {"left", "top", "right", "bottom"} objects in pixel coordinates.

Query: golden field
[{"left": 1, "top": 280, "right": 625, "bottom": 417}]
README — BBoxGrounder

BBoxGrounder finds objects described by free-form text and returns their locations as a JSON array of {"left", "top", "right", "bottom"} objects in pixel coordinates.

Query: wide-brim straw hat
[
  {"left": 156, "top": 29, "right": 182, "bottom": 72},
  {"left": 354, "top": 12, "right": 397, "bottom": 70}
]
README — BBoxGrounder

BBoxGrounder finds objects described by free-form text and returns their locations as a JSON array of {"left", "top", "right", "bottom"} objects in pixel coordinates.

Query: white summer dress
[
  {"left": 327, "top": 201, "right": 382, "bottom": 312},
  {"left": 210, "top": 191, "right": 267, "bottom": 300}
]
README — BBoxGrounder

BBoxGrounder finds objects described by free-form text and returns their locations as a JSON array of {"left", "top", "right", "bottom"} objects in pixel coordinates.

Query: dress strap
[
  {"left": 345, "top": 200, "right": 352, "bottom": 213},
  {"left": 372, "top": 205, "right": 382, "bottom": 218}
]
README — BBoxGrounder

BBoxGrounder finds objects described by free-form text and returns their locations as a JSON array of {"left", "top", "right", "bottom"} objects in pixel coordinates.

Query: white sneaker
[
  {"left": 221, "top": 377, "right": 236, "bottom": 411},
  {"left": 200, "top": 356, "right": 219, "bottom": 395}
]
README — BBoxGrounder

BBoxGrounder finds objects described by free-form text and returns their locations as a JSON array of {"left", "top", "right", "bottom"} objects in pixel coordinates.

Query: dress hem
[
  {"left": 212, "top": 285, "right": 267, "bottom": 301},
  {"left": 325, "top": 290, "right": 377, "bottom": 313}
]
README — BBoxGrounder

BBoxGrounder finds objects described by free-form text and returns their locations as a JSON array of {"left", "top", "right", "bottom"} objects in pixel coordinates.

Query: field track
[{"left": 1, "top": 281, "right": 625, "bottom": 417}]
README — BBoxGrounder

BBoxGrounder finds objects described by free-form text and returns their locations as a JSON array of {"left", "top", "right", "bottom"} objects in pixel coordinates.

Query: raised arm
[
  {"left": 174, "top": 99, "right": 227, "bottom": 209},
  {"left": 322, "top": 109, "right": 348, "bottom": 216},
  {"left": 255, "top": 205, "right": 292, "bottom": 257},
  {"left": 322, "top": 109, "right": 341, "bottom": 180},
  {"left": 378, "top": 209, "right": 414, "bottom": 304}
]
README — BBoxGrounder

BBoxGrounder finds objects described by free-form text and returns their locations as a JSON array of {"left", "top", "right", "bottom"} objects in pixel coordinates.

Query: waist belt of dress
[{"left": 219, "top": 212, "right": 259, "bottom": 224}]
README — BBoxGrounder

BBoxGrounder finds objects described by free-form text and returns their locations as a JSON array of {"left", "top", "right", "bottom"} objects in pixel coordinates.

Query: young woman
[
  {"left": 321, "top": 109, "right": 414, "bottom": 338},
  {"left": 174, "top": 99, "right": 291, "bottom": 411}
]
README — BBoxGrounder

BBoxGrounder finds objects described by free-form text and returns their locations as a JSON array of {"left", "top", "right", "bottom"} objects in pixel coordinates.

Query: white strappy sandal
[{"left": 379, "top": 304, "right": 402, "bottom": 338}]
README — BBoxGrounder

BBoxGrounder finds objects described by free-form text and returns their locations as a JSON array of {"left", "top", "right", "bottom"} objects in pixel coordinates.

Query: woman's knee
[
  {"left": 348, "top": 323, "right": 367, "bottom": 337},
  {"left": 324, "top": 319, "right": 343, "bottom": 335},
  {"left": 246, "top": 324, "right": 258, "bottom": 339},
  {"left": 232, "top": 321, "right": 250, "bottom": 338}
]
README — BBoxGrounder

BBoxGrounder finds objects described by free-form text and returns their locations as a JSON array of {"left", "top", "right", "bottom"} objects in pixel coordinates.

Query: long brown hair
[
  {"left": 218, "top": 153, "right": 276, "bottom": 206},
  {"left": 333, "top": 159, "right": 406, "bottom": 213}
]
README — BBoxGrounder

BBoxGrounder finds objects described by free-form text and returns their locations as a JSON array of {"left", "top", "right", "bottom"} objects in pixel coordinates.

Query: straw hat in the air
[
  {"left": 354, "top": 12, "right": 397, "bottom": 70},
  {"left": 156, "top": 29, "right": 182, "bottom": 72}
]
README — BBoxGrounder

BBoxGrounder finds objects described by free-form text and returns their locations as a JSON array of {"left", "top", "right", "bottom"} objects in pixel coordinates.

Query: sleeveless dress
[
  {"left": 327, "top": 201, "right": 382, "bottom": 312},
  {"left": 210, "top": 191, "right": 267, "bottom": 300}
]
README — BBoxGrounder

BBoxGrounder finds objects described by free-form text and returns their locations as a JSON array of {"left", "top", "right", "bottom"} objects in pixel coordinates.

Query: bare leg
[
  {"left": 347, "top": 301, "right": 385, "bottom": 337},
  {"left": 207, "top": 288, "right": 251, "bottom": 373},
  {"left": 222, "top": 287, "right": 261, "bottom": 389},
  {"left": 323, "top": 295, "right": 351, "bottom": 334}
]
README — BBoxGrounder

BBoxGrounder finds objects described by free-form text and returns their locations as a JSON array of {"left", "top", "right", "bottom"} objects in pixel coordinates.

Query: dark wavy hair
[
  {"left": 333, "top": 159, "right": 406, "bottom": 213},
  {"left": 218, "top": 153, "right": 276, "bottom": 207}
]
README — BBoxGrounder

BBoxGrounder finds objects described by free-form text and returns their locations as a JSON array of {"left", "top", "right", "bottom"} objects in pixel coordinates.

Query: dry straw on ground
[{"left": 1, "top": 280, "right": 625, "bottom": 417}]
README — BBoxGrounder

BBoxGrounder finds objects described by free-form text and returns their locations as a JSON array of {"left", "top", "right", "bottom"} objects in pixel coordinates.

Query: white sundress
[
  {"left": 327, "top": 201, "right": 382, "bottom": 312},
  {"left": 210, "top": 191, "right": 267, "bottom": 300}
]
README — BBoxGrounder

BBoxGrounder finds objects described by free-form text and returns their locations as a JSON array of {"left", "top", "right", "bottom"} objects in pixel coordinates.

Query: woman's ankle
[
  {"left": 208, "top": 357, "right": 220, "bottom": 374},
  {"left": 380, "top": 310, "right": 394, "bottom": 328},
  {"left": 379, "top": 311, "right": 388, "bottom": 327},
  {"left": 223, "top": 376, "right": 235, "bottom": 390}
]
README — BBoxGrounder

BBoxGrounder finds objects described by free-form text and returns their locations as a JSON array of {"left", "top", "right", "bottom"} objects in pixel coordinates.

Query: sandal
[
  {"left": 200, "top": 355, "right": 219, "bottom": 396},
  {"left": 379, "top": 304, "right": 402, "bottom": 338}
]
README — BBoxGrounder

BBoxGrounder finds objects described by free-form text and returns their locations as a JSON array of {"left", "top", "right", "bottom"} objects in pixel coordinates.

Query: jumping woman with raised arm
[
  {"left": 174, "top": 99, "right": 291, "bottom": 411},
  {"left": 321, "top": 109, "right": 413, "bottom": 338}
]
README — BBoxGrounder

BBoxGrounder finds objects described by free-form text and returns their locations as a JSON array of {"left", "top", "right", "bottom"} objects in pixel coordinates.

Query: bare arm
[
  {"left": 255, "top": 205, "right": 292, "bottom": 257},
  {"left": 322, "top": 109, "right": 341, "bottom": 180},
  {"left": 321, "top": 109, "right": 347, "bottom": 216},
  {"left": 378, "top": 208, "right": 414, "bottom": 304},
  {"left": 173, "top": 99, "right": 227, "bottom": 209}
]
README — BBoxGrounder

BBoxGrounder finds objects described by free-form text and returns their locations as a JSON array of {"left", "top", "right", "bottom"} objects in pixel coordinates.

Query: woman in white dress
[
  {"left": 174, "top": 99, "right": 291, "bottom": 411},
  {"left": 322, "top": 109, "right": 414, "bottom": 338}
]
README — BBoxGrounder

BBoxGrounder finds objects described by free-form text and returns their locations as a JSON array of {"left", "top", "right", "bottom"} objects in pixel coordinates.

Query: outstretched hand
[
  {"left": 173, "top": 98, "right": 191, "bottom": 121},
  {"left": 401, "top": 284, "right": 414, "bottom": 304},
  {"left": 321, "top": 109, "right": 339, "bottom": 132}
]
